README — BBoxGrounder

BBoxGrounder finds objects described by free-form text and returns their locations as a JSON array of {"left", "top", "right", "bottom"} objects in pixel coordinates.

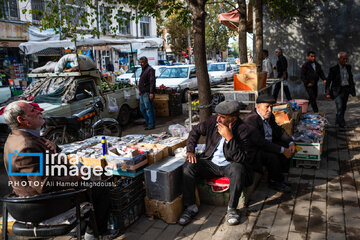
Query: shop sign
[{"left": 0, "top": 21, "right": 29, "bottom": 41}]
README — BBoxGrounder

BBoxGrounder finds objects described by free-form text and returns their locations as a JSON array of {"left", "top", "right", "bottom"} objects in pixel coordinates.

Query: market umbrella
[{"left": 217, "top": 8, "right": 253, "bottom": 33}]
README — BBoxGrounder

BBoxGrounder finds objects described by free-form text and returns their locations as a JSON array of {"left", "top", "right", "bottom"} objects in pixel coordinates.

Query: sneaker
[
  {"left": 145, "top": 126, "right": 155, "bottom": 130},
  {"left": 269, "top": 181, "right": 291, "bottom": 193},
  {"left": 226, "top": 208, "right": 240, "bottom": 226}
]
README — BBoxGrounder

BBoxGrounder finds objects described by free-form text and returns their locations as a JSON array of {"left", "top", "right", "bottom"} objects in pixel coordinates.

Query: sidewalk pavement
[{"left": 24, "top": 98, "right": 360, "bottom": 239}]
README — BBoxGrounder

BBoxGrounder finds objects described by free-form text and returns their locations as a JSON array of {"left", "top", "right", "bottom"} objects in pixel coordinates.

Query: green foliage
[
  {"left": 205, "top": 2, "right": 232, "bottom": 55},
  {"left": 165, "top": 14, "right": 189, "bottom": 59}
]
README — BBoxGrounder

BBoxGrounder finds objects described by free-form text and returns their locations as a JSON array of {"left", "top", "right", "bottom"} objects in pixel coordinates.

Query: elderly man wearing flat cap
[
  {"left": 179, "top": 100, "right": 257, "bottom": 226},
  {"left": 244, "top": 95, "right": 295, "bottom": 193}
]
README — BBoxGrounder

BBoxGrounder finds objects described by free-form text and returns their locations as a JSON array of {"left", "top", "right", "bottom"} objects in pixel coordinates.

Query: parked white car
[
  {"left": 208, "top": 62, "right": 234, "bottom": 83},
  {"left": 0, "top": 85, "right": 11, "bottom": 104},
  {"left": 116, "top": 65, "right": 141, "bottom": 83},
  {"left": 129, "top": 66, "right": 167, "bottom": 85},
  {"left": 156, "top": 65, "right": 197, "bottom": 101}
]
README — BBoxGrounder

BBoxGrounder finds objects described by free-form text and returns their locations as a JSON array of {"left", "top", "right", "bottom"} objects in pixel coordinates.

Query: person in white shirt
[{"left": 262, "top": 50, "right": 274, "bottom": 78}]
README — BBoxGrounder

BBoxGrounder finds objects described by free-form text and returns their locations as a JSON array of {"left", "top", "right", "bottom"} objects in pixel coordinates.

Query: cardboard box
[
  {"left": 155, "top": 94, "right": 169, "bottom": 101},
  {"left": 234, "top": 72, "right": 267, "bottom": 91},
  {"left": 154, "top": 99, "right": 169, "bottom": 117},
  {"left": 239, "top": 63, "right": 258, "bottom": 74},
  {"left": 280, "top": 119, "right": 294, "bottom": 136},
  {"left": 135, "top": 143, "right": 170, "bottom": 165},
  {"left": 144, "top": 156, "right": 185, "bottom": 202},
  {"left": 293, "top": 141, "right": 323, "bottom": 161},
  {"left": 144, "top": 195, "right": 183, "bottom": 224},
  {"left": 21, "top": 80, "right": 28, "bottom": 87},
  {"left": 273, "top": 110, "right": 291, "bottom": 125},
  {"left": 158, "top": 137, "right": 187, "bottom": 156}
]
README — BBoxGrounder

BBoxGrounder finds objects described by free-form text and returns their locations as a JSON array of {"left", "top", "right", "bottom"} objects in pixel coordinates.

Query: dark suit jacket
[
  {"left": 243, "top": 110, "right": 293, "bottom": 154},
  {"left": 326, "top": 64, "right": 356, "bottom": 99},
  {"left": 3, "top": 130, "right": 79, "bottom": 197},
  {"left": 139, "top": 64, "right": 156, "bottom": 94},
  {"left": 300, "top": 61, "right": 326, "bottom": 86}
]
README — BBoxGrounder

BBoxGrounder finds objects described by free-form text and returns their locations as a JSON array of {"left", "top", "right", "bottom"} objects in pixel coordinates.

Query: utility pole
[{"left": 187, "top": 28, "right": 192, "bottom": 64}]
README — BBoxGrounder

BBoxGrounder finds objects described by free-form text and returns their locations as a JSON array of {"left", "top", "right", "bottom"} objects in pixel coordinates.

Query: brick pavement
[
  {"left": 114, "top": 99, "right": 360, "bottom": 240},
  {"left": 29, "top": 98, "right": 360, "bottom": 240}
]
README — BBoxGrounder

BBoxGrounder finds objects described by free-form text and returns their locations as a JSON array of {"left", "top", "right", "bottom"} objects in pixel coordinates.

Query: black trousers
[
  {"left": 258, "top": 150, "right": 289, "bottom": 183},
  {"left": 335, "top": 86, "right": 351, "bottom": 127},
  {"left": 182, "top": 158, "right": 248, "bottom": 209},
  {"left": 83, "top": 184, "right": 111, "bottom": 235},
  {"left": 305, "top": 85, "right": 318, "bottom": 113},
  {"left": 273, "top": 82, "right": 292, "bottom": 101}
]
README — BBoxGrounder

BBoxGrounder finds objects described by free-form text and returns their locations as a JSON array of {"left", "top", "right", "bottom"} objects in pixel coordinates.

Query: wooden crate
[{"left": 154, "top": 99, "right": 169, "bottom": 117}]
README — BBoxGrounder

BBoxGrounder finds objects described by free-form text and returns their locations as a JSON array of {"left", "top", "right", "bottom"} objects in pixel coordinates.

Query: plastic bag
[
  {"left": 168, "top": 124, "right": 189, "bottom": 138},
  {"left": 107, "top": 96, "right": 119, "bottom": 113},
  {"left": 124, "top": 89, "right": 131, "bottom": 99},
  {"left": 54, "top": 54, "right": 96, "bottom": 73}
]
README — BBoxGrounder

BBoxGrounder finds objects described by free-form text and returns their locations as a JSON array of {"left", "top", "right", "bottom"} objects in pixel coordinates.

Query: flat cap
[
  {"left": 275, "top": 47, "right": 283, "bottom": 52},
  {"left": 215, "top": 100, "right": 245, "bottom": 115},
  {"left": 256, "top": 95, "right": 276, "bottom": 104}
]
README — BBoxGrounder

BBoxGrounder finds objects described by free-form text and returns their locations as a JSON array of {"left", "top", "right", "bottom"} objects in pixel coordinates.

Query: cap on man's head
[
  {"left": 275, "top": 48, "right": 282, "bottom": 52},
  {"left": 256, "top": 95, "right": 276, "bottom": 104},
  {"left": 215, "top": 100, "right": 245, "bottom": 115}
]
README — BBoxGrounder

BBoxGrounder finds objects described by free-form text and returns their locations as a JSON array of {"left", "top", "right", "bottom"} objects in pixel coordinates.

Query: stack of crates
[
  {"left": 108, "top": 175, "right": 145, "bottom": 232},
  {"left": 169, "top": 93, "right": 182, "bottom": 116}
]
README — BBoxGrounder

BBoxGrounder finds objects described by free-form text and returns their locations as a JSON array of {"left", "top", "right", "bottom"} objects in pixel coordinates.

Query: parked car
[
  {"left": 226, "top": 58, "right": 240, "bottom": 73},
  {"left": 158, "top": 60, "right": 171, "bottom": 66},
  {"left": 116, "top": 65, "right": 141, "bottom": 83},
  {"left": 208, "top": 62, "right": 234, "bottom": 83},
  {"left": 156, "top": 65, "right": 197, "bottom": 101},
  {"left": 0, "top": 85, "right": 11, "bottom": 105},
  {"left": 129, "top": 66, "right": 167, "bottom": 85}
]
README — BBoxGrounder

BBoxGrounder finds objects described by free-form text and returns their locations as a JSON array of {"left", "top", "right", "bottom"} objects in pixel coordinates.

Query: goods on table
[{"left": 292, "top": 113, "right": 328, "bottom": 169}]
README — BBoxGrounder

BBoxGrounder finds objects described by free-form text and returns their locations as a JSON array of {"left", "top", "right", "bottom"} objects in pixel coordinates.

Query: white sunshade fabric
[{"left": 19, "top": 38, "right": 163, "bottom": 55}]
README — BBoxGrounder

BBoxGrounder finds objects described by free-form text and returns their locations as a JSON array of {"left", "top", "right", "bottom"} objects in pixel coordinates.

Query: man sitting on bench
[
  {"left": 244, "top": 95, "right": 295, "bottom": 193},
  {"left": 179, "top": 100, "right": 257, "bottom": 226}
]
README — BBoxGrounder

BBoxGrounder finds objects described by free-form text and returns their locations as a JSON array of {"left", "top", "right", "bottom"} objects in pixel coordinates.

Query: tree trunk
[
  {"left": 255, "top": 0, "right": 263, "bottom": 72},
  {"left": 187, "top": 0, "right": 212, "bottom": 122},
  {"left": 237, "top": 0, "right": 247, "bottom": 64}
]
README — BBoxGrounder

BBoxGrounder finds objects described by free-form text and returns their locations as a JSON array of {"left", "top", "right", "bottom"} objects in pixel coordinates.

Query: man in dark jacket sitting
[
  {"left": 179, "top": 100, "right": 256, "bottom": 226},
  {"left": 244, "top": 95, "right": 295, "bottom": 193}
]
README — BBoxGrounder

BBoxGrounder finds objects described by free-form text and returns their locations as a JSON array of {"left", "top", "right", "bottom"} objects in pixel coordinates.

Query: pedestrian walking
[
  {"left": 262, "top": 50, "right": 274, "bottom": 78},
  {"left": 138, "top": 56, "right": 156, "bottom": 130},
  {"left": 326, "top": 52, "right": 356, "bottom": 129},
  {"left": 300, "top": 51, "right": 327, "bottom": 113},
  {"left": 273, "top": 48, "right": 292, "bottom": 101}
]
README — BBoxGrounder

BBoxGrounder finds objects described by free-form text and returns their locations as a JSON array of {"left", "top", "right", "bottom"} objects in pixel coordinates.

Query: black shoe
[
  {"left": 178, "top": 208, "right": 198, "bottom": 225},
  {"left": 226, "top": 208, "right": 240, "bottom": 226},
  {"left": 145, "top": 126, "right": 155, "bottom": 130},
  {"left": 269, "top": 181, "right": 291, "bottom": 193}
]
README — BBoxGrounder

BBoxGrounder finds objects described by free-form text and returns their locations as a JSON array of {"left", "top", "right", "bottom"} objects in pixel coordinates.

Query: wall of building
[{"left": 263, "top": 0, "right": 360, "bottom": 98}]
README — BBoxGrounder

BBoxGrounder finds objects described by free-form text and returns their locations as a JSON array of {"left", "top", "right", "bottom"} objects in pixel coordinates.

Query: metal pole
[
  {"left": 188, "top": 90, "right": 192, "bottom": 130},
  {"left": 281, "top": 80, "right": 284, "bottom": 103}
]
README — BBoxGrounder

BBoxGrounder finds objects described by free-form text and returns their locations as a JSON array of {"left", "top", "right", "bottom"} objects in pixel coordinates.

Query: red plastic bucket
[{"left": 294, "top": 99, "right": 309, "bottom": 113}]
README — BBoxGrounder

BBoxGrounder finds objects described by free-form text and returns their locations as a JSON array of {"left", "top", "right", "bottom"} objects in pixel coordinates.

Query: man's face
[
  {"left": 17, "top": 102, "right": 45, "bottom": 130},
  {"left": 275, "top": 51, "right": 281, "bottom": 57},
  {"left": 216, "top": 113, "right": 235, "bottom": 127},
  {"left": 262, "top": 52, "right": 267, "bottom": 60},
  {"left": 140, "top": 59, "right": 147, "bottom": 68},
  {"left": 307, "top": 53, "right": 316, "bottom": 62},
  {"left": 338, "top": 55, "right": 348, "bottom": 66},
  {"left": 256, "top": 103, "right": 273, "bottom": 120}
]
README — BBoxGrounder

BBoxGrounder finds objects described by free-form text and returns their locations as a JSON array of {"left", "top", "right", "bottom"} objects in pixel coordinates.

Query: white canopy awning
[{"left": 19, "top": 37, "right": 163, "bottom": 55}]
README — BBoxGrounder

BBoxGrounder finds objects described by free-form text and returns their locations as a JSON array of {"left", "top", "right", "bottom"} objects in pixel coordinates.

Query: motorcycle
[{"left": 41, "top": 90, "right": 121, "bottom": 145}]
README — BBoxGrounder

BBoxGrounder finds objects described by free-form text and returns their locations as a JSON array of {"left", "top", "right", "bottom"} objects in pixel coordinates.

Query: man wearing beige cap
[{"left": 179, "top": 100, "right": 256, "bottom": 226}]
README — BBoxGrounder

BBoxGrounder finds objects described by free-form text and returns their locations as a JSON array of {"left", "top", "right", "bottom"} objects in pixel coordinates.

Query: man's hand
[
  {"left": 323, "top": 79, "right": 327, "bottom": 84},
  {"left": 186, "top": 152, "right": 197, "bottom": 164},
  {"left": 218, "top": 122, "right": 233, "bottom": 142},
  {"left": 326, "top": 94, "right": 331, "bottom": 99},
  {"left": 138, "top": 91, "right": 141, "bottom": 96},
  {"left": 289, "top": 143, "right": 296, "bottom": 154},
  {"left": 307, "top": 83, "right": 313, "bottom": 87},
  {"left": 283, "top": 148, "right": 293, "bottom": 159},
  {"left": 149, "top": 93, "right": 154, "bottom": 100},
  {"left": 41, "top": 138, "right": 57, "bottom": 153}
]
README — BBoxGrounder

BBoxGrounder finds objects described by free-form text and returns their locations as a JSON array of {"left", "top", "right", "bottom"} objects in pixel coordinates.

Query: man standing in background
[
  {"left": 300, "top": 51, "right": 327, "bottom": 113},
  {"left": 138, "top": 56, "right": 156, "bottom": 130},
  {"left": 273, "top": 48, "right": 292, "bottom": 101},
  {"left": 326, "top": 52, "right": 356, "bottom": 129},
  {"left": 262, "top": 50, "right": 274, "bottom": 78}
]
